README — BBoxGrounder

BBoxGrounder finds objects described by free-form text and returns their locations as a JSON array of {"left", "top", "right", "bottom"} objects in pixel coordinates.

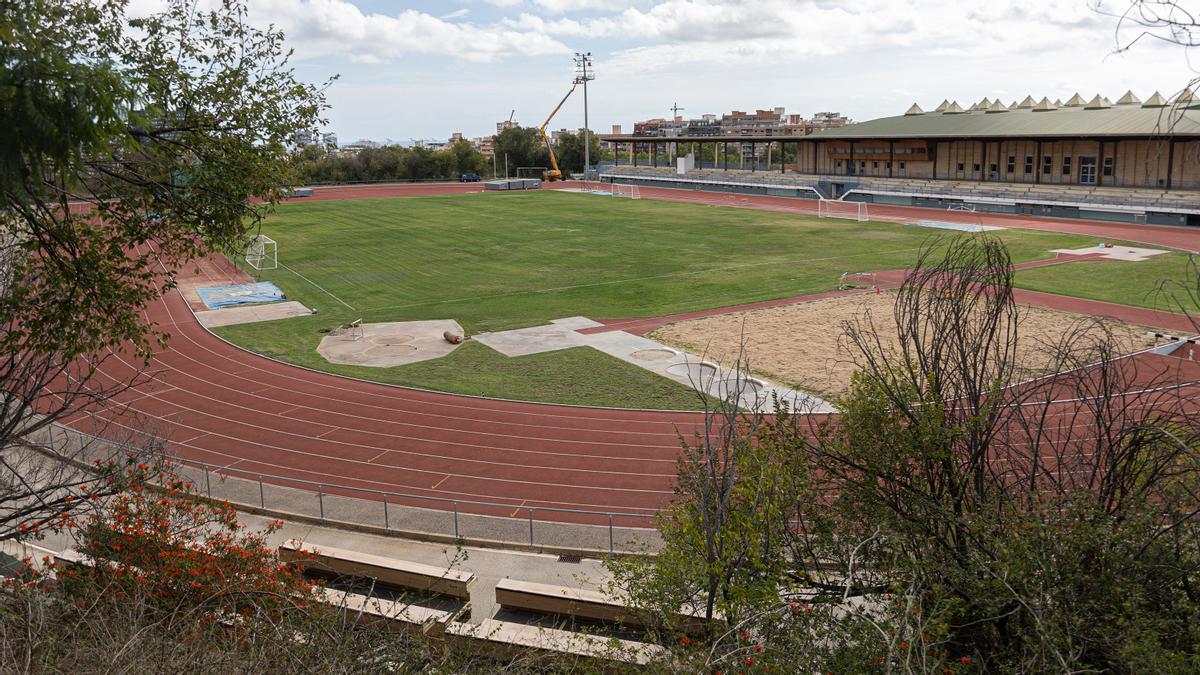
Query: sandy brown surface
[{"left": 650, "top": 290, "right": 1161, "bottom": 399}]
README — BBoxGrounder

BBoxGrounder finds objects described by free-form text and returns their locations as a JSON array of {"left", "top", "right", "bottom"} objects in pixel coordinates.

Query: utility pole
[{"left": 574, "top": 52, "right": 595, "bottom": 179}]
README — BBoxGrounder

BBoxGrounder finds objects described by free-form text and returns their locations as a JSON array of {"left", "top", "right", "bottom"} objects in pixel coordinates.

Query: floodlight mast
[{"left": 574, "top": 52, "right": 595, "bottom": 178}]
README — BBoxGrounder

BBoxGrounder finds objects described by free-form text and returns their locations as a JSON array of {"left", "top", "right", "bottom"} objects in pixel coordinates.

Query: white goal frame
[
  {"left": 612, "top": 183, "right": 641, "bottom": 200},
  {"left": 817, "top": 199, "right": 868, "bottom": 222},
  {"left": 244, "top": 234, "right": 277, "bottom": 271}
]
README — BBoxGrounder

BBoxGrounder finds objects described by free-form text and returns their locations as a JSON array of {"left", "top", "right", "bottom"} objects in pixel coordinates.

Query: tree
[
  {"left": 492, "top": 127, "right": 548, "bottom": 176},
  {"left": 552, "top": 130, "right": 603, "bottom": 174},
  {"left": 449, "top": 139, "right": 487, "bottom": 176},
  {"left": 0, "top": 0, "right": 328, "bottom": 539},
  {"left": 618, "top": 236, "right": 1200, "bottom": 672},
  {"left": 611, "top": 360, "right": 809, "bottom": 628}
]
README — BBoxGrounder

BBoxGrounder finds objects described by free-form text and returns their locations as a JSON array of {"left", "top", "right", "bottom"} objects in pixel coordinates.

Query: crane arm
[{"left": 538, "top": 81, "right": 578, "bottom": 180}]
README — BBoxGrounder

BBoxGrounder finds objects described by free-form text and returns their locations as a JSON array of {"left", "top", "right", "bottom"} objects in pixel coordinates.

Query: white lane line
[{"left": 280, "top": 261, "right": 355, "bottom": 310}]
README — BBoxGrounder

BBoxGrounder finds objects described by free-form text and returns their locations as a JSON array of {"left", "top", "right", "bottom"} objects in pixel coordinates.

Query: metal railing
[
  {"left": 33, "top": 423, "right": 664, "bottom": 555},
  {"left": 178, "top": 458, "right": 661, "bottom": 555}
]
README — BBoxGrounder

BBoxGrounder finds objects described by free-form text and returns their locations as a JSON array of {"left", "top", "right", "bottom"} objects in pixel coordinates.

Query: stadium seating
[
  {"left": 494, "top": 578, "right": 718, "bottom": 635},
  {"left": 278, "top": 540, "right": 475, "bottom": 600},
  {"left": 847, "top": 175, "right": 1197, "bottom": 211},
  {"left": 442, "top": 617, "right": 666, "bottom": 666},
  {"left": 318, "top": 586, "right": 454, "bottom": 635},
  {"left": 599, "top": 166, "right": 1199, "bottom": 215}
]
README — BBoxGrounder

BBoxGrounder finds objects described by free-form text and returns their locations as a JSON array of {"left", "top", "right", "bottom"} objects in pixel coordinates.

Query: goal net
[
  {"left": 612, "top": 184, "right": 641, "bottom": 200},
  {"left": 817, "top": 199, "right": 868, "bottom": 222},
  {"left": 244, "top": 234, "right": 277, "bottom": 271}
]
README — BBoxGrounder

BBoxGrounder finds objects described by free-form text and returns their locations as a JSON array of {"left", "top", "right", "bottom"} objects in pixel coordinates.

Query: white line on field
[{"left": 280, "top": 262, "right": 356, "bottom": 311}]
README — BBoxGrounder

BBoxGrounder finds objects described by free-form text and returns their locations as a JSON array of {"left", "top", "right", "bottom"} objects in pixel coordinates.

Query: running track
[{"left": 57, "top": 181, "right": 1200, "bottom": 525}]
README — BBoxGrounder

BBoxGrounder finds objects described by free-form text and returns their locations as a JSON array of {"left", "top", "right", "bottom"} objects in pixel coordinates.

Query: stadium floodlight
[{"left": 574, "top": 52, "right": 595, "bottom": 179}]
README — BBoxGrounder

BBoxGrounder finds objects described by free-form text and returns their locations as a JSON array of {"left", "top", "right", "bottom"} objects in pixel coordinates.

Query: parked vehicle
[{"left": 459, "top": 173, "right": 481, "bottom": 182}]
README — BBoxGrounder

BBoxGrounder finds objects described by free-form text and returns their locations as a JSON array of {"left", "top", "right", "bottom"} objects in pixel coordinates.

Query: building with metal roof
[{"left": 599, "top": 92, "right": 1200, "bottom": 192}]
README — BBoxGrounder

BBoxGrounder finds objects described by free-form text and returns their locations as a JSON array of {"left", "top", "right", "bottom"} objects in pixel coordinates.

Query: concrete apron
[{"left": 473, "top": 316, "right": 832, "bottom": 413}]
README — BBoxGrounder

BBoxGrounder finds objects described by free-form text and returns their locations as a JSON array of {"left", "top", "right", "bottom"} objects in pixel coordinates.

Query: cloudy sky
[{"left": 144, "top": 0, "right": 1197, "bottom": 143}]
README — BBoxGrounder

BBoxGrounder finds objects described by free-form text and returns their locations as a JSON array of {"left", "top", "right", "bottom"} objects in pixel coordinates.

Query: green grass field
[
  {"left": 1016, "top": 252, "right": 1198, "bottom": 311},
  {"left": 215, "top": 191, "right": 1195, "bottom": 408}
]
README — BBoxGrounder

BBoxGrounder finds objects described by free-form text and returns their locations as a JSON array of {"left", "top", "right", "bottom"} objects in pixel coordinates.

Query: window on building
[
  {"left": 1043, "top": 156, "right": 1052, "bottom": 175},
  {"left": 973, "top": 163, "right": 981, "bottom": 172},
  {"left": 899, "top": 162, "right": 906, "bottom": 169},
  {"left": 957, "top": 162, "right": 965, "bottom": 171},
  {"left": 836, "top": 160, "right": 842, "bottom": 168},
  {"left": 1102, "top": 156, "right": 1114, "bottom": 176},
  {"left": 872, "top": 161, "right": 878, "bottom": 169},
  {"left": 860, "top": 161, "right": 866, "bottom": 169},
  {"left": 989, "top": 163, "right": 998, "bottom": 175},
  {"left": 1062, "top": 156, "right": 1071, "bottom": 176},
  {"left": 1007, "top": 156, "right": 1016, "bottom": 173},
  {"left": 1024, "top": 156, "right": 1033, "bottom": 174},
  {"left": 886, "top": 161, "right": 891, "bottom": 169}
]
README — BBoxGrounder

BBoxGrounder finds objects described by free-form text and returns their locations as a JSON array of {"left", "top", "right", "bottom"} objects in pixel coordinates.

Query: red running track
[{"left": 57, "top": 181, "right": 1200, "bottom": 526}]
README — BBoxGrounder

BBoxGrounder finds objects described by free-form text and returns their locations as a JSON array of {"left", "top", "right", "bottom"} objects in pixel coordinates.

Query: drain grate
[{"left": 557, "top": 554, "right": 582, "bottom": 564}]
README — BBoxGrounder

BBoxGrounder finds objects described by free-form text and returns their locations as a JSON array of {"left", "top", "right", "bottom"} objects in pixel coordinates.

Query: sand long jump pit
[{"left": 650, "top": 291, "right": 1160, "bottom": 399}]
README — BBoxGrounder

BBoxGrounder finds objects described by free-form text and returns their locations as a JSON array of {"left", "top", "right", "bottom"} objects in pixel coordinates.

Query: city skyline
[{"left": 126, "top": 0, "right": 1196, "bottom": 142}]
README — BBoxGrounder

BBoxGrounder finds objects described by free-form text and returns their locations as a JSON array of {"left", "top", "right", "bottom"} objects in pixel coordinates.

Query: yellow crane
[{"left": 537, "top": 80, "right": 580, "bottom": 181}]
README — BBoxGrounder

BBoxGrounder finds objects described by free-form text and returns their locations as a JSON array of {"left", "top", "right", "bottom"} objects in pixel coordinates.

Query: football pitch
[{"left": 214, "top": 191, "right": 1193, "bottom": 409}]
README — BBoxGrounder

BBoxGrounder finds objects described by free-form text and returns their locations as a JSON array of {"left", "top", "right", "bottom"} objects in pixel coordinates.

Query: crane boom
[{"left": 538, "top": 81, "right": 579, "bottom": 181}]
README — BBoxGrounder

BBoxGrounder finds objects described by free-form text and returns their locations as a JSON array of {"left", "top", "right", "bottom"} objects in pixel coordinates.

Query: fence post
[
  {"left": 383, "top": 494, "right": 389, "bottom": 530},
  {"left": 258, "top": 476, "right": 265, "bottom": 509},
  {"left": 453, "top": 501, "right": 459, "bottom": 538},
  {"left": 528, "top": 508, "right": 534, "bottom": 549},
  {"left": 204, "top": 466, "right": 211, "bottom": 499},
  {"left": 608, "top": 514, "right": 614, "bottom": 555},
  {"left": 318, "top": 485, "right": 325, "bottom": 522}
]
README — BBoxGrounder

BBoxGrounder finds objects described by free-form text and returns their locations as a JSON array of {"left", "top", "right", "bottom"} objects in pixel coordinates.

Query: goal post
[
  {"left": 612, "top": 183, "right": 641, "bottom": 200},
  {"left": 244, "top": 234, "right": 277, "bottom": 271},
  {"left": 817, "top": 199, "right": 868, "bottom": 222}
]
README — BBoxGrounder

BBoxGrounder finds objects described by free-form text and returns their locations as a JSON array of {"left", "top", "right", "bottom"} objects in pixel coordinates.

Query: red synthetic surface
[{"left": 57, "top": 181, "right": 1200, "bottom": 524}]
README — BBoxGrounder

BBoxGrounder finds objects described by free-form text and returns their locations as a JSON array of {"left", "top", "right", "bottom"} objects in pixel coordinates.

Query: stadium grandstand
[{"left": 598, "top": 91, "right": 1200, "bottom": 226}]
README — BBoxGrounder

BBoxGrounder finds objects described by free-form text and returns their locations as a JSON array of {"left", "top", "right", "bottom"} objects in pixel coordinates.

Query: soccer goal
[
  {"left": 612, "top": 183, "right": 641, "bottom": 200},
  {"left": 244, "top": 234, "right": 277, "bottom": 271},
  {"left": 818, "top": 199, "right": 868, "bottom": 222}
]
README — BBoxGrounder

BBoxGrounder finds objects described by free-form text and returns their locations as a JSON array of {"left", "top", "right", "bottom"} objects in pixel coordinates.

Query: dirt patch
[{"left": 650, "top": 290, "right": 1160, "bottom": 399}]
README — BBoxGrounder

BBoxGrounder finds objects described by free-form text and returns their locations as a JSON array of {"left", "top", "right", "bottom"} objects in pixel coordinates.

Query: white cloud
[
  {"left": 484, "top": 0, "right": 643, "bottom": 13},
  {"left": 269, "top": 0, "right": 573, "bottom": 62},
  {"left": 501, "top": 0, "right": 1128, "bottom": 68},
  {"left": 130, "top": 0, "right": 1196, "bottom": 139}
]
